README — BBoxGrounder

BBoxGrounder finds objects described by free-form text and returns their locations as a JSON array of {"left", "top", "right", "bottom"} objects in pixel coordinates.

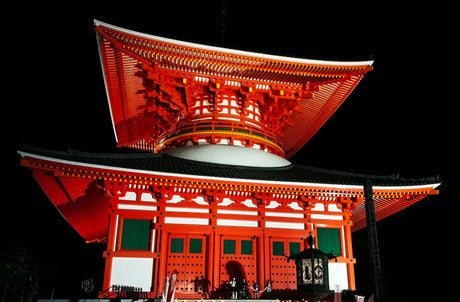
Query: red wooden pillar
[
  {"left": 263, "top": 233, "right": 271, "bottom": 287},
  {"left": 209, "top": 198, "right": 220, "bottom": 294},
  {"left": 258, "top": 201, "right": 267, "bottom": 287},
  {"left": 157, "top": 229, "right": 168, "bottom": 296},
  {"left": 344, "top": 221, "right": 356, "bottom": 290},
  {"left": 257, "top": 233, "right": 264, "bottom": 289},
  {"left": 152, "top": 222, "right": 162, "bottom": 297},
  {"left": 205, "top": 231, "right": 214, "bottom": 297},
  {"left": 101, "top": 198, "right": 119, "bottom": 296},
  {"left": 212, "top": 231, "right": 221, "bottom": 295},
  {"left": 156, "top": 194, "right": 168, "bottom": 297}
]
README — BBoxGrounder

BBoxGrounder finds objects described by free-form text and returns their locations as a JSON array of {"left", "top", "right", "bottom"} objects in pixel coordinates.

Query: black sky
[{"left": 5, "top": 1, "right": 456, "bottom": 300}]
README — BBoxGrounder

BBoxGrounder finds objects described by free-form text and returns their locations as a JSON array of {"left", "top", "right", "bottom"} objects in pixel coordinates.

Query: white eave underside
[{"left": 94, "top": 20, "right": 374, "bottom": 67}]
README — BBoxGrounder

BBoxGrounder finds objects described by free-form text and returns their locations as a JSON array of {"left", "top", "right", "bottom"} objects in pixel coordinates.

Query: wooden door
[{"left": 166, "top": 235, "right": 206, "bottom": 297}]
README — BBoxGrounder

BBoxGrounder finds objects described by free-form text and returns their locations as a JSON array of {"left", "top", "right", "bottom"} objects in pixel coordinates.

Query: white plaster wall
[
  {"left": 328, "top": 262, "right": 349, "bottom": 291},
  {"left": 110, "top": 257, "right": 154, "bottom": 291}
]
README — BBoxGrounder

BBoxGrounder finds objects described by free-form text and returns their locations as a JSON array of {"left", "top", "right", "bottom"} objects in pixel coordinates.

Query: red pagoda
[{"left": 19, "top": 20, "right": 440, "bottom": 299}]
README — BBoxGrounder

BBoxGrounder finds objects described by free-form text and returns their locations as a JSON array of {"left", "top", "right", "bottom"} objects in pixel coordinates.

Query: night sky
[{"left": 5, "top": 1, "right": 455, "bottom": 301}]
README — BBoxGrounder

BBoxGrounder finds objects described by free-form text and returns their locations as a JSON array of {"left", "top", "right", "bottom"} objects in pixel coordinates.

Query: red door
[
  {"left": 166, "top": 235, "right": 207, "bottom": 298},
  {"left": 269, "top": 238, "right": 300, "bottom": 290},
  {"left": 219, "top": 236, "right": 257, "bottom": 297}
]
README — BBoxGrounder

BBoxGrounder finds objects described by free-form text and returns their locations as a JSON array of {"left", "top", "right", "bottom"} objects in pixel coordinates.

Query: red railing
[{"left": 156, "top": 119, "right": 284, "bottom": 155}]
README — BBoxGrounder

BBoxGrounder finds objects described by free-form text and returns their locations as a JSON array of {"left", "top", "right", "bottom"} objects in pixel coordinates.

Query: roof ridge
[{"left": 94, "top": 19, "right": 374, "bottom": 67}]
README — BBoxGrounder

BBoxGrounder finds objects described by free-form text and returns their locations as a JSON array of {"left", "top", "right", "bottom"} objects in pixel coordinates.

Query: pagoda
[{"left": 18, "top": 20, "right": 440, "bottom": 299}]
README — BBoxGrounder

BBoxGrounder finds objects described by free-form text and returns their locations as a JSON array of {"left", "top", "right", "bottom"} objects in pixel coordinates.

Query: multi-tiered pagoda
[{"left": 18, "top": 20, "right": 440, "bottom": 299}]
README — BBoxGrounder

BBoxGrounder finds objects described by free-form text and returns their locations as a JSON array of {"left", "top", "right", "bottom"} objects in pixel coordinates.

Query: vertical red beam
[
  {"left": 344, "top": 220, "right": 356, "bottom": 290},
  {"left": 149, "top": 219, "right": 156, "bottom": 296},
  {"left": 101, "top": 199, "right": 119, "bottom": 295},
  {"left": 156, "top": 194, "right": 168, "bottom": 297},
  {"left": 107, "top": 206, "right": 119, "bottom": 253},
  {"left": 209, "top": 199, "right": 220, "bottom": 294},
  {"left": 212, "top": 232, "right": 221, "bottom": 295},
  {"left": 257, "top": 233, "right": 265, "bottom": 289},
  {"left": 264, "top": 234, "right": 271, "bottom": 286},
  {"left": 115, "top": 218, "right": 124, "bottom": 251},
  {"left": 257, "top": 202, "right": 267, "bottom": 288},
  {"left": 152, "top": 222, "right": 162, "bottom": 297},
  {"left": 158, "top": 229, "right": 168, "bottom": 296},
  {"left": 206, "top": 231, "right": 214, "bottom": 297},
  {"left": 100, "top": 257, "right": 113, "bottom": 298}
]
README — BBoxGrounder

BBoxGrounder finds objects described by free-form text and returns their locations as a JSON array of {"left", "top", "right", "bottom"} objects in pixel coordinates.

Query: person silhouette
[
  {"left": 240, "top": 278, "right": 249, "bottom": 299},
  {"left": 251, "top": 281, "right": 259, "bottom": 299},
  {"left": 229, "top": 277, "right": 238, "bottom": 299}
]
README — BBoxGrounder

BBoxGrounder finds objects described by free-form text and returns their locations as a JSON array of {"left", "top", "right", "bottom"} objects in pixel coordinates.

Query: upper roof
[
  {"left": 95, "top": 20, "right": 373, "bottom": 158},
  {"left": 94, "top": 20, "right": 374, "bottom": 68}
]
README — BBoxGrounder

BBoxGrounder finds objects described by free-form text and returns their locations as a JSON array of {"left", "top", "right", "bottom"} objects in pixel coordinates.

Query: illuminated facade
[{"left": 19, "top": 21, "right": 440, "bottom": 299}]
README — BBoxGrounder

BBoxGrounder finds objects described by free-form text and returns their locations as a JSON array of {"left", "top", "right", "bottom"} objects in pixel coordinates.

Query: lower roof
[
  {"left": 18, "top": 145, "right": 440, "bottom": 240},
  {"left": 19, "top": 145, "right": 438, "bottom": 188}
]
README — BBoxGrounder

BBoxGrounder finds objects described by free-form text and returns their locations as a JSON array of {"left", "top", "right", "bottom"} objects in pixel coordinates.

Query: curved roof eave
[
  {"left": 18, "top": 147, "right": 440, "bottom": 192},
  {"left": 94, "top": 19, "right": 374, "bottom": 67}
]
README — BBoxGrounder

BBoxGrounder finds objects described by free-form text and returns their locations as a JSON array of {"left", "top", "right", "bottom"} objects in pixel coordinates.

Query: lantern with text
[{"left": 288, "top": 236, "right": 335, "bottom": 294}]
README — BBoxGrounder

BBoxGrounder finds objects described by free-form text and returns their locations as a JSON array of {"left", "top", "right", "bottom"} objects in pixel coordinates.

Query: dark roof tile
[{"left": 19, "top": 145, "right": 438, "bottom": 187}]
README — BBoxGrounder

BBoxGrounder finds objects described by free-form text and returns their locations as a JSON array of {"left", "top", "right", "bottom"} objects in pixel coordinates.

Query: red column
[
  {"left": 212, "top": 231, "right": 221, "bottom": 295},
  {"left": 206, "top": 231, "right": 215, "bottom": 298},
  {"left": 101, "top": 200, "right": 119, "bottom": 296},
  {"left": 258, "top": 202, "right": 268, "bottom": 287},
  {"left": 209, "top": 198, "right": 220, "bottom": 294},
  {"left": 157, "top": 229, "right": 168, "bottom": 296},
  {"left": 155, "top": 193, "right": 167, "bottom": 296},
  {"left": 264, "top": 233, "right": 271, "bottom": 286},
  {"left": 257, "top": 233, "right": 265, "bottom": 289},
  {"left": 152, "top": 224, "right": 162, "bottom": 297},
  {"left": 344, "top": 219, "right": 356, "bottom": 290}
]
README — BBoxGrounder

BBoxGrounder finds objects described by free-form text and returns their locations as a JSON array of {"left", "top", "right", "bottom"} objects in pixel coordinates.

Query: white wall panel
[
  {"left": 110, "top": 257, "right": 154, "bottom": 291},
  {"left": 328, "top": 262, "right": 348, "bottom": 291}
]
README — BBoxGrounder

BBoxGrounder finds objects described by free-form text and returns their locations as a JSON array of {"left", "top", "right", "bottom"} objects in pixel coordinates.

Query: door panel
[
  {"left": 219, "top": 236, "right": 257, "bottom": 294},
  {"left": 269, "top": 238, "right": 299, "bottom": 290},
  {"left": 167, "top": 235, "right": 206, "bottom": 296}
]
